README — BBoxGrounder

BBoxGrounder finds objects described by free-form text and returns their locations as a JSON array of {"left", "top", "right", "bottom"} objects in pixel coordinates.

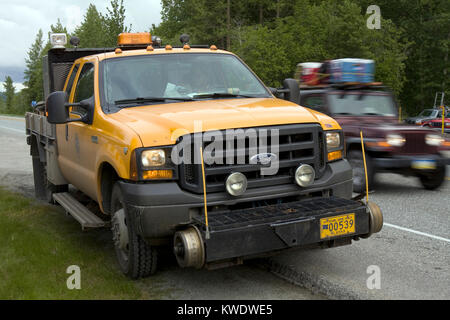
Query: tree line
[
  {"left": 1, "top": 0, "right": 448, "bottom": 117},
  {"left": 0, "top": 0, "right": 129, "bottom": 115}
]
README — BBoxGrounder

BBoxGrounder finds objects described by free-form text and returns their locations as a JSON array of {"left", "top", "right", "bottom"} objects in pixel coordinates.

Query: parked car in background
[
  {"left": 405, "top": 108, "right": 446, "bottom": 125},
  {"left": 422, "top": 112, "right": 450, "bottom": 133}
]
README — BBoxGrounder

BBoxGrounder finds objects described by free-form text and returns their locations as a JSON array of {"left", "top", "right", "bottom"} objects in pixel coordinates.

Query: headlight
[
  {"left": 326, "top": 132, "right": 341, "bottom": 149},
  {"left": 142, "top": 149, "right": 166, "bottom": 167},
  {"left": 415, "top": 120, "right": 423, "bottom": 125},
  {"left": 295, "top": 164, "right": 315, "bottom": 187},
  {"left": 425, "top": 134, "right": 444, "bottom": 146},
  {"left": 386, "top": 134, "right": 405, "bottom": 147}
]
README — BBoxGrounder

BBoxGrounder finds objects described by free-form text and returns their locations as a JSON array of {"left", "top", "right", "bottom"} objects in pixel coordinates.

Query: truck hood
[
  {"left": 108, "top": 98, "right": 341, "bottom": 147},
  {"left": 334, "top": 115, "right": 435, "bottom": 138}
]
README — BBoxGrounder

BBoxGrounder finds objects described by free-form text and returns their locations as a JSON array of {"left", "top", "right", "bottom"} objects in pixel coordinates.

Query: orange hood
[{"left": 108, "top": 98, "right": 341, "bottom": 147}]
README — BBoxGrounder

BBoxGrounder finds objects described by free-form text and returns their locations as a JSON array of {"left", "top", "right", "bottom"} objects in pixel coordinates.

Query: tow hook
[{"left": 361, "top": 201, "right": 383, "bottom": 238}]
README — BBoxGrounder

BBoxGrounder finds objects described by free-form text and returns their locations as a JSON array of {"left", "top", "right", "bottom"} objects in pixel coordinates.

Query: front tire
[
  {"left": 110, "top": 182, "right": 157, "bottom": 278},
  {"left": 348, "top": 149, "right": 375, "bottom": 194},
  {"left": 418, "top": 166, "right": 446, "bottom": 190}
]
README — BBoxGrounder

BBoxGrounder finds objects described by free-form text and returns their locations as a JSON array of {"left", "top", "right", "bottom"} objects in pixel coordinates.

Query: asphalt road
[{"left": 0, "top": 115, "right": 449, "bottom": 300}]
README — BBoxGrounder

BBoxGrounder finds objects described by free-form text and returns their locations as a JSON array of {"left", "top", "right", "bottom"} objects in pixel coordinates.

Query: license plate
[
  {"left": 320, "top": 213, "right": 355, "bottom": 239},
  {"left": 411, "top": 159, "right": 436, "bottom": 170}
]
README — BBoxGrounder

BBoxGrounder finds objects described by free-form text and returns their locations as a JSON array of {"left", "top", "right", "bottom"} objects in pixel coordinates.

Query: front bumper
[
  {"left": 120, "top": 159, "right": 353, "bottom": 239},
  {"left": 373, "top": 154, "right": 450, "bottom": 169},
  {"left": 195, "top": 197, "right": 373, "bottom": 263}
]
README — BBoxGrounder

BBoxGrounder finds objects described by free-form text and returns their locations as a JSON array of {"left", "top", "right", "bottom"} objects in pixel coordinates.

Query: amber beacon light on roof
[{"left": 117, "top": 32, "right": 162, "bottom": 47}]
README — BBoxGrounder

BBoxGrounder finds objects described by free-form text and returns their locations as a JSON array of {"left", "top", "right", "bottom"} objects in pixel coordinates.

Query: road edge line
[{"left": 384, "top": 223, "right": 450, "bottom": 243}]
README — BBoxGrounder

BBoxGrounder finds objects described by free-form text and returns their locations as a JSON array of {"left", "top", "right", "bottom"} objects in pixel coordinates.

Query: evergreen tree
[
  {"left": 23, "top": 29, "right": 44, "bottom": 104},
  {"left": 105, "top": 0, "right": 131, "bottom": 46},
  {"left": 3, "top": 76, "right": 15, "bottom": 114},
  {"left": 74, "top": 4, "right": 109, "bottom": 48}
]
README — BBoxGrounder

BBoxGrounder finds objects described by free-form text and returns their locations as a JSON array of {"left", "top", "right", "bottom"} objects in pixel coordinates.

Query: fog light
[
  {"left": 295, "top": 164, "right": 315, "bottom": 187},
  {"left": 225, "top": 172, "right": 247, "bottom": 196}
]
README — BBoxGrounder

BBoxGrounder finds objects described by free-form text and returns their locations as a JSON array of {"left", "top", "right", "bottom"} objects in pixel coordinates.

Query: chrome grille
[{"left": 178, "top": 124, "right": 326, "bottom": 194}]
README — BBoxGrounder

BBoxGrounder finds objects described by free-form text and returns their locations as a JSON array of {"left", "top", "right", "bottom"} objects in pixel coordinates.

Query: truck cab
[{"left": 26, "top": 33, "right": 383, "bottom": 278}]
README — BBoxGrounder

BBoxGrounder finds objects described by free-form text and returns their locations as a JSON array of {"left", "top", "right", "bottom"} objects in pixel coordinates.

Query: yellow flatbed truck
[{"left": 25, "top": 33, "right": 382, "bottom": 278}]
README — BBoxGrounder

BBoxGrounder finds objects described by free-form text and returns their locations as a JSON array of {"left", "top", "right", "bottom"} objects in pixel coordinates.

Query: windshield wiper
[
  {"left": 193, "top": 92, "right": 255, "bottom": 99},
  {"left": 362, "top": 112, "right": 383, "bottom": 116},
  {"left": 333, "top": 112, "right": 353, "bottom": 115},
  {"left": 114, "top": 96, "right": 193, "bottom": 105}
]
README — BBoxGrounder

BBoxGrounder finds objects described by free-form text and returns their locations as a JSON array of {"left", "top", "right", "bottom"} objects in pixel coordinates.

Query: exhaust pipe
[
  {"left": 173, "top": 226, "right": 205, "bottom": 268},
  {"left": 361, "top": 201, "right": 383, "bottom": 238}
]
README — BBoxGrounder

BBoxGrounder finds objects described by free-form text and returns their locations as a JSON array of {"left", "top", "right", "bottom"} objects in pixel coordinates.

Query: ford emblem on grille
[{"left": 249, "top": 153, "right": 278, "bottom": 165}]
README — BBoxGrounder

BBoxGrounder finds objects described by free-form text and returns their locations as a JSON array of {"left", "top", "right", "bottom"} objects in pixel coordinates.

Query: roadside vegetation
[{"left": 0, "top": 188, "right": 171, "bottom": 299}]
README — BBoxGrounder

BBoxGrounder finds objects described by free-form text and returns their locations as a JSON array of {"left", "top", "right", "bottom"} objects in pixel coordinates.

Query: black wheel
[
  {"left": 31, "top": 148, "right": 67, "bottom": 203},
  {"left": 110, "top": 182, "right": 157, "bottom": 278},
  {"left": 418, "top": 166, "right": 446, "bottom": 190},
  {"left": 348, "top": 149, "right": 375, "bottom": 194}
]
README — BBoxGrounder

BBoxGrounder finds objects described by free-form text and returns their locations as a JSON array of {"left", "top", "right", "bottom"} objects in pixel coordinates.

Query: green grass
[{"left": 0, "top": 188, "right": 172, "bottom": 299}]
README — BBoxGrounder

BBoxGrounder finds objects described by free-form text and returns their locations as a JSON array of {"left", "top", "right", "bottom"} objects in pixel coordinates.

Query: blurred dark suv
[{"left": 299, "top": 84, "right": 450, "bottom": 192}]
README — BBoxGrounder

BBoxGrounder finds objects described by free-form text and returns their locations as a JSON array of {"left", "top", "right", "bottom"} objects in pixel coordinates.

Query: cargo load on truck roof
[{"left": 295, "top": 58, "right": 375, "bottom": 87}]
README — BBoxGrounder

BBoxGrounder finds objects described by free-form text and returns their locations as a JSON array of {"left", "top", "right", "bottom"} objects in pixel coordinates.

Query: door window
[{"left": 72, "top": 63, "right": 94, "bottom": 116}]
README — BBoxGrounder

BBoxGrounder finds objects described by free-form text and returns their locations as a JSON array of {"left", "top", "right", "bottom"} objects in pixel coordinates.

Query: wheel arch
[{"left": 98, "top": 161, "right": 121, "bottom": 214}]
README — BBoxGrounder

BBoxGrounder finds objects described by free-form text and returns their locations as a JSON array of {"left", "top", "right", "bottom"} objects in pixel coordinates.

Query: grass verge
[{"left": 0, "top": 188, "right": 172, "bottom": 299}]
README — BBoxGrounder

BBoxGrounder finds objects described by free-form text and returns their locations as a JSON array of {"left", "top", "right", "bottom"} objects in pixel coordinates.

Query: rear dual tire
[{"left": 31, "top": 151, "right": 67, "bottom": 203}]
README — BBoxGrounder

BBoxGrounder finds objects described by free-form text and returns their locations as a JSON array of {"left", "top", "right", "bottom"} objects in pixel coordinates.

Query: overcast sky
[{"left": 0, "top": 0, "right": 162, "bottom": 89}]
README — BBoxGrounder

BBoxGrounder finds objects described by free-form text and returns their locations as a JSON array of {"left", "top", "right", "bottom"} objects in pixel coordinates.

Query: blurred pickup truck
[{"left": 299, "top": 83, "right": 450, "bottom": 193}]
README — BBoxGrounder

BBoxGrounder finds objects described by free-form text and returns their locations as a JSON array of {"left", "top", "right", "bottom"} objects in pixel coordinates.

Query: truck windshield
[
  {"left": 102, "top": 53, "right": 270, "bottom": 108},
  {"left": 328, "top": 93, "right": 396, "bottom": 116}
]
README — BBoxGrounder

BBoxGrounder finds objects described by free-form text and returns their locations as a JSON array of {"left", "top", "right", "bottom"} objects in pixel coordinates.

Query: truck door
[{"left": 58, "top": 61, "right": 99, "bottom": 200}]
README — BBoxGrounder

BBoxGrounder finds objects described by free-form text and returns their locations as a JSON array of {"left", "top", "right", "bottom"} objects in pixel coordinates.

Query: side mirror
[
  {"left": 46, "top": 91, "right": 94, "bottom": 124},
  {"left": 282, "top": 78, "right": 300, "bottom": 104},
  {"left": 47, "top": 91, "right": 69, "bottom": 124}
]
